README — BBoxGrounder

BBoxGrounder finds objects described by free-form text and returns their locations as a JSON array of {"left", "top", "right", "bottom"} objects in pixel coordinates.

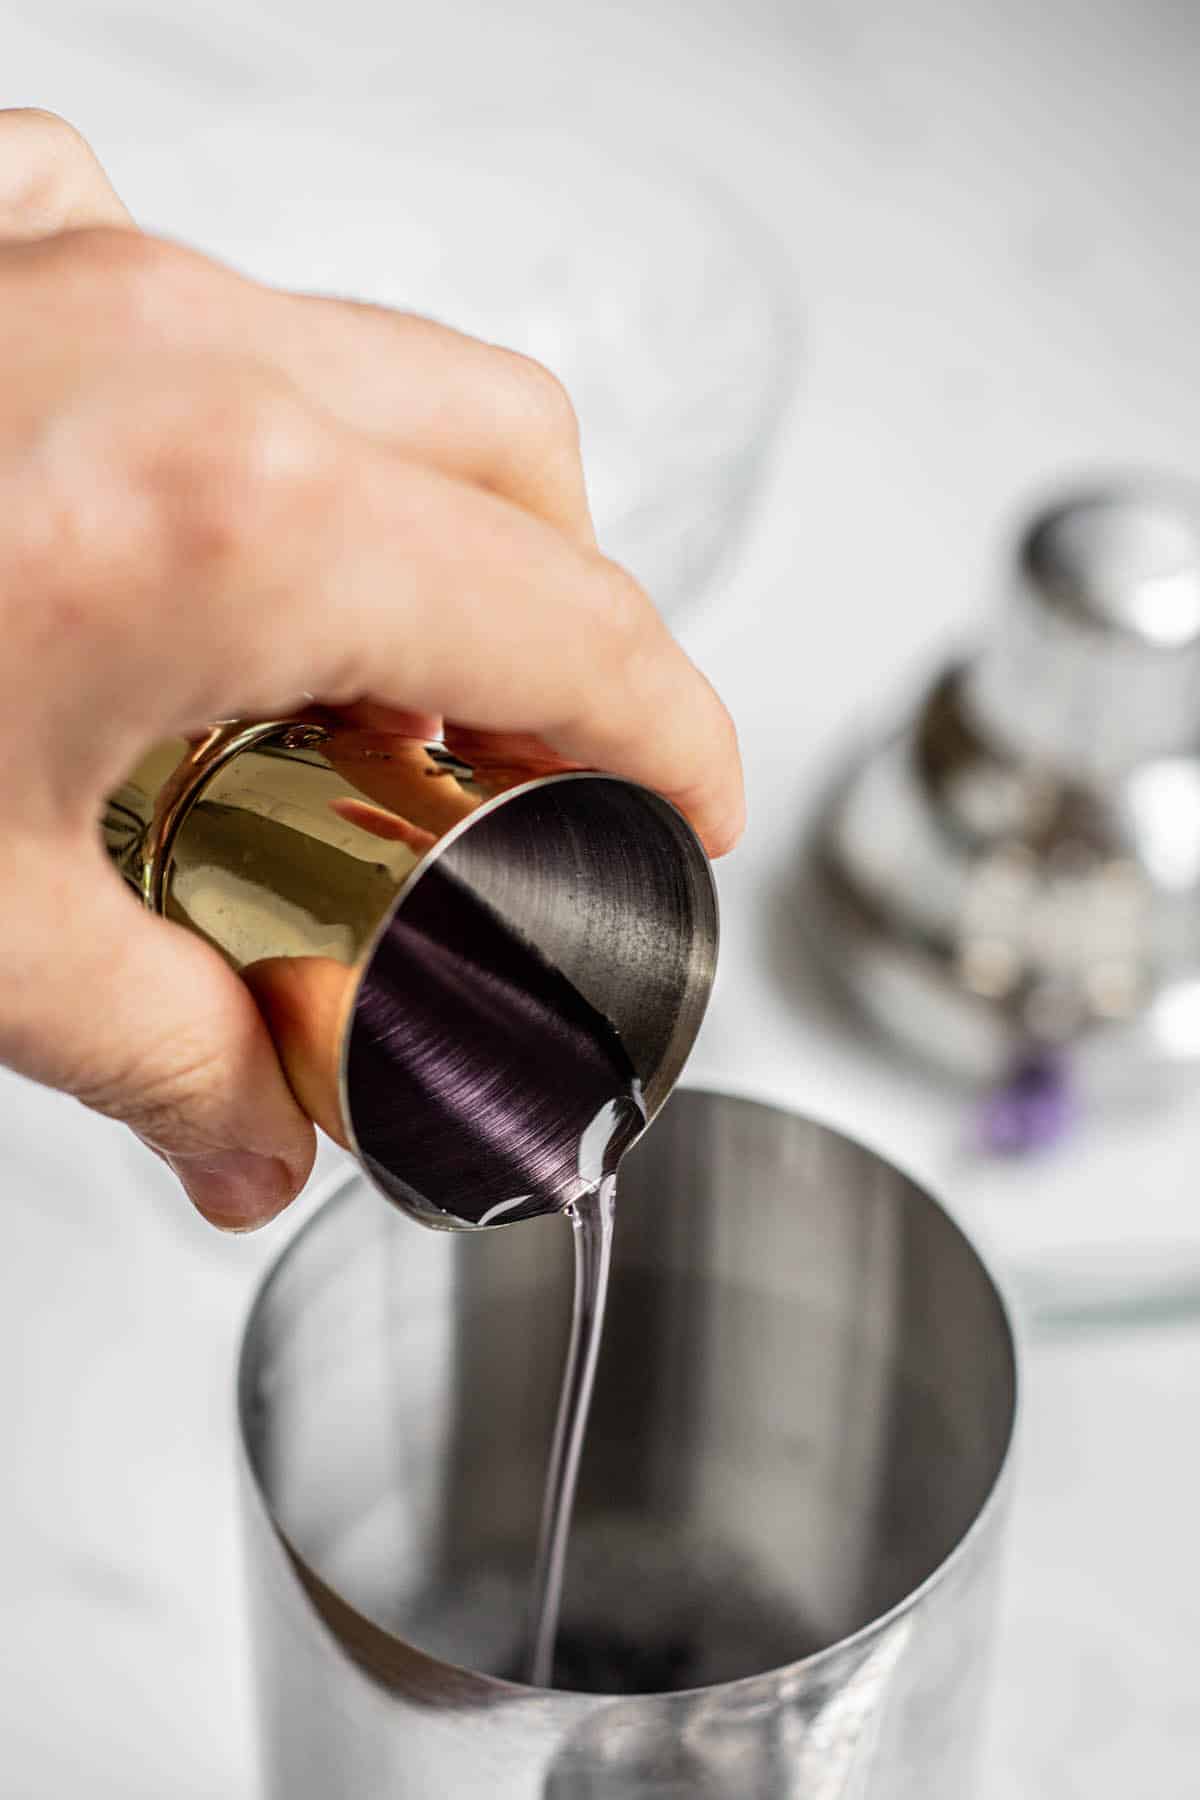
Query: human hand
[{"left": 0, "top": 111, "right": 744, "bottom": 1230}]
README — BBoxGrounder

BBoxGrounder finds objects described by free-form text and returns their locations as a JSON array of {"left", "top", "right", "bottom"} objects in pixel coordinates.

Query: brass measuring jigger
[{"left": 103, "top": 718, "right": 717, "bottom": 1229}]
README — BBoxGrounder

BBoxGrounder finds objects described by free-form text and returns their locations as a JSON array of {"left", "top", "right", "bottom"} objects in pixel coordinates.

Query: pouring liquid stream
[
  {"left": 524, "top": 1093, "right": 640, "bottom": 1687},
  {"left": 525, "top": 1175, "right": 618, "bottom": 1686}
]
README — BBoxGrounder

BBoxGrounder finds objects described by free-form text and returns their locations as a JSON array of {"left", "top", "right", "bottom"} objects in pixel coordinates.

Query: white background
[{"left": 4, "top": 1, "right": 1200, "bottom": 1793}]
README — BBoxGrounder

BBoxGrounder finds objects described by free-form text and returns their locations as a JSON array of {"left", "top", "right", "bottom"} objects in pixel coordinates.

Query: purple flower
[{"left": 980, "top": 1053, "right": 1075, "bottom": 1154}]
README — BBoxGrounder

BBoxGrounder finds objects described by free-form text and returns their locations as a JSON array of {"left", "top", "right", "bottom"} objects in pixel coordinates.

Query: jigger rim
[{"left": 338, "top": 766, "right": 719, "bottom": 1227}]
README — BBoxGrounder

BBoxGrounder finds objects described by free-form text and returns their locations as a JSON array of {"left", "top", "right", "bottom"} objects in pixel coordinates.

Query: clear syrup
[{"left": 525, "top": 1172, "right": 619, "bottom": 1686}]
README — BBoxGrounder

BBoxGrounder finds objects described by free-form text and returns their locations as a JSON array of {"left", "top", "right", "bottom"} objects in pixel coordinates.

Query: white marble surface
[{"left": 4, "top": 0, "right": 1200, "bottom": 1793}]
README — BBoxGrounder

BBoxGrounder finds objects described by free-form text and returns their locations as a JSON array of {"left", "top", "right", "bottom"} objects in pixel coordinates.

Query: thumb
[{"left": 7, "top": 844, "right": 316, "bottom": 1230}]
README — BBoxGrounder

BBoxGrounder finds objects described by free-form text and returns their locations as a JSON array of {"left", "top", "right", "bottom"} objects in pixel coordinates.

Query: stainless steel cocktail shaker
[
  {"left": 812, "top": 480, "right": 1200, "bottom": 1090},
  {"left": 103, "top": 719, "right": 717, "bottom": 1226},
  {"left": 239, "top": 1090, "right": 1017, "bottom": 1799}
]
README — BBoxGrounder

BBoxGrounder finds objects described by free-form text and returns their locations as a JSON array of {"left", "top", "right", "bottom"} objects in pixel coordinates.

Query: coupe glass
[{"left": 140, "top": 114, "right": 800, "bottom": 622}]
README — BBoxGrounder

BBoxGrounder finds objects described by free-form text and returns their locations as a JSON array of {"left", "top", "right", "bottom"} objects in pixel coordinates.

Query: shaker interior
[{"left": 240, "top": 1091, "right": 1016, "bottom": 1694}]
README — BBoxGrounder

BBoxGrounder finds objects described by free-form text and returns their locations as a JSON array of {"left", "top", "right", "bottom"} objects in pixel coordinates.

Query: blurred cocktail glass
[{"left": 142, "top": 115, "right": 800, "bottom": 622}]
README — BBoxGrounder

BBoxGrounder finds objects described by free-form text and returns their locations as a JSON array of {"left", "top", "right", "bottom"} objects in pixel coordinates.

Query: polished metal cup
[
  {"left": 103, "top": 719, "right": 717, "bottom": 1226},
  {"left": 238, "top": 1090, "right": 1017, "bottom": 1800},
  {"left": 812, "top": 481, "right": 1200, "bottom": 1088}
]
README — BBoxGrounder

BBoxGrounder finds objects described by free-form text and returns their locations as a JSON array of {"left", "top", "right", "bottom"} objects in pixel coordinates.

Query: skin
[{"left": 0, "top": 110, "right": 744, "bottom": 1231}]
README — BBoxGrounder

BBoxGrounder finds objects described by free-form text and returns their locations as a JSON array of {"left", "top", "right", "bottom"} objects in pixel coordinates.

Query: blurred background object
[
  {"left": 128, "top": 115, "right": 799, "bottom": 624},
  {"left": 6, "top": 0, "right": 1200, "bottom": 1796},
  {"left": 811, "top": 480, "right": 1200, "bottom": 1108}
]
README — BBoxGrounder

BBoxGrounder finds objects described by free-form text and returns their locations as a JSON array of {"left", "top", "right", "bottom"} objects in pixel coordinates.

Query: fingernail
[{"left": 169, "top": 1151, "right": 299, "bottom": 1232}]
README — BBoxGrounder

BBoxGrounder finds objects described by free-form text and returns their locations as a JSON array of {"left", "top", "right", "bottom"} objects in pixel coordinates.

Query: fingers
[
  {"left": 291, "top": 448, "right": 745, "bottom": 854},
  {"left": 262, "top": 296, "right": 598, "bottom": 544},
  {"left": 2, "top": 216, "right": 742, "bottom": 846},
  {"left": 0, "top": 117, "right": 743, "bottom": 1253},
  {"left": 108, "top": 394, "right": 743, "bottom": 852},
  {"left": 11, "top": 224, "right": 595, "bottom": 545},
  {"left": 243, "top": 957, "right": 354, "bottom": 1152},
  {"left": 0, "top": 117, "right": 591, "bottom": 547},
  {"left": 9, "top": 319, "right": 742, "bottom": 850},
  {"left": 3, "top": 841, "right": 316, "bottom": 1229},
  {"left": 0, "top": 110, "right": 132, "bottom": 239}
]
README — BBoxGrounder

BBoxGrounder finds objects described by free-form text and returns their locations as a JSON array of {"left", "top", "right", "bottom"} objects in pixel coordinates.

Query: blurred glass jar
[{"left": 137, "top": 115, "right": 800, "bottom": 622}]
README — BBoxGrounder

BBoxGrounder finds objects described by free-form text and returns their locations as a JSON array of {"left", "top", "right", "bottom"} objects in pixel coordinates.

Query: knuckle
[
  {"left": 71, "top": 1033, "right": 228, "bottom": 1152},
  {"left": 497, "top": 348, "right": 581, "bottom": 452},
  {"left": 594, "top": 558, "right": 656, "bottom": 661},
  {"left": 5, "top": 444, "right": 141, "bottom": 664},
  {"left": 151, "top": 379, "right": 337, "bottom": 570},
  {"left": 717, "top": 698, "right": 741, "bottom": 766},
  {"left": 0, "top": 110, "right": 110, "bottom": 235},
  {"left": 0, "top": 106, "right": 91, "bottom": 185},
  {"left": 59, "top": 227, "right": 190, "bottom": 329},
  {"left": 0, "top": 106, "right": 90, "bottom": 157},
  {"left": 18, "top": 364, "right": 336, "bottom": 634}
]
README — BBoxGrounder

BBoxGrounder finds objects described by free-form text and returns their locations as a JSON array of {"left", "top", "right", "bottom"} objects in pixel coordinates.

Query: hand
[{"left": 0, "top": 111, "right": 744, "bottom": 1231}]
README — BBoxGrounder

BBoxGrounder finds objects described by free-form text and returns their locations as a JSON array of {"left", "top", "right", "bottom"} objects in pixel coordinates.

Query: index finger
[
  {"left": 316, "top": 460, "right": 746, "bottom": 855},
  {"left": 104, "top": 392, "right": 745, "bottom": 856}
]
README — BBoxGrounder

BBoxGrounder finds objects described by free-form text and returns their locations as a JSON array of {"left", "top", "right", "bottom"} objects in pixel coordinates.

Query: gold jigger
[{"left": 103, "top": 718, "right": 718, "bottom": 1229}]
